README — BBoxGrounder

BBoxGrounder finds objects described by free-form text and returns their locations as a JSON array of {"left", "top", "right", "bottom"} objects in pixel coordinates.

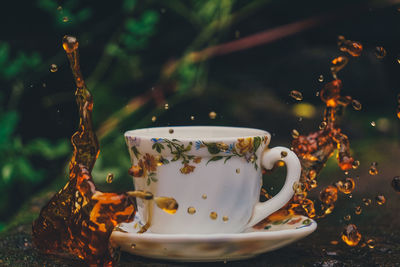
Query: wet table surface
[
  {"left": 1, "top": 208, "right": 399, "bottom": 267},
  {"left": 1, "top": 141, "right": 400, "bottom": 266}
]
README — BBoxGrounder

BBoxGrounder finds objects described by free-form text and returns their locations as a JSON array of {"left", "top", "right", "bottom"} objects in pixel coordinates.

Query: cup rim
[{"left": 124, "top": 126, "right": 271, "bottom": 143}]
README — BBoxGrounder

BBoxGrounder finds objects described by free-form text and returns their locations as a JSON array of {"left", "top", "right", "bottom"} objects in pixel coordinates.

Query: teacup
[{"left": 124, "top": 126, "right": 301, "bottom": 234}]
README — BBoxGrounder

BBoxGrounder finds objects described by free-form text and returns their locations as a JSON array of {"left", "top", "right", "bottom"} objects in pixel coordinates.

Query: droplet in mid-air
[
  {"left": 50, "top": 64, "right": 58, "bottom": 72},
  {"left": 344, "top": 214, "right": 351, "bottom": 221},
  {"left": 370, "top": 121, "right": 376, "bottom": 127},
  {"left": 375, "top": 46, "right": 387, "bottom": 59},
  {"left": 106, "top": 173, "right": 114, "bottom": 184},
  {"left": 290, "top": 90, "right": 303, "bottom": 101},
  {"left": 375, "top": 194, "right": 386, "bottom": 205},
  {"left": 369, "top": 162, "right": 378, "bottom": 175},
  {"left": 341, "top": 224, "right": 362, "bottom": 246},
  {"left": 209, "top": 111, "right": 217, "bottom": 119},
  {"left": 391, "top": 176, "right": 400, "bottom": 192},
  {"left": 291, "top": 129, "right": 300, "bottom": 139},
  {"left": 151, "top": 116, "right": 157, "bottom": 122},
  {"left": 319, "top": 185, "right": 338, "bottom": 205},
  {"left": 352, "top": 160, "right": 360, "bottom": 169},
  {"left": 330, "top": 56, "right": 349, "bottom": 74},
  {"left": 319, "top": 121, "right": 327, "bottom": 130},
  {"left": 367, "top": 239, "right": 376, "bottom": 249},
  {"left": 352, "top": 100, "right": 362, "bottom": 111},
  {"left": 355, "top": 206, "right": 362, "bottom": 215},
  {"left": 190, "top": 115, "right": 195, "bottom": 120},
  {"left": 154, "top": 197, "right": 178, "bottom": 214},
  {"left": 336, "top": 177, "right": 355, "bottom": 194},
  {"left": 62, "top": 17, "right": 69, "bottom": 23},
  {"left": 318, "top": 75, "right": 324, "bottom": 82},
  {"left": 363, "top": 198, "right": 372, "bottom": 206},
  {"left": 337, "top": 36, "right": 363, "bottom": 57}
]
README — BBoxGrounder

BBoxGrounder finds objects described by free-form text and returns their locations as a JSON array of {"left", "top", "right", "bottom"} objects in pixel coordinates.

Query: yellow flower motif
[
  {"left": 128, "top": 161, "right": 144, "bottom": 177},
  {"left": 193, "top": 157, "right": 202, "bottom": 164},
  {"left": 216, "top": 142, "right": 229, "bottom": 152},
  {"left": 180, "top": 163, "right": 195, "bottom": 174},
  {"left": 235, "top": 137, "right": 254, "bottom": 154}
]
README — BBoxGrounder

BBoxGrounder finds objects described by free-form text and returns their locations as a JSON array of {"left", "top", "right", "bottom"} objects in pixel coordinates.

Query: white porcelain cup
[{"left": 124, "top": 126, "right": 301, "bottom": 234}]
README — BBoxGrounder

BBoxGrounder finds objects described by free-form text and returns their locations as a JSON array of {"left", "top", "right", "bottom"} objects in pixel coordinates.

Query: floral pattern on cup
[{"left": 126, "top": 135, "right": 268, "bottom": 184}]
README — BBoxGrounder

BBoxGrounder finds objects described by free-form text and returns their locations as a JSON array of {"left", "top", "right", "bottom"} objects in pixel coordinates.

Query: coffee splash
[
  {"left": 32, "top": 36, "right": 176, "bottom": 266},
  {"left": 258, "top": 37, "right": 362, "bottom": 244}
]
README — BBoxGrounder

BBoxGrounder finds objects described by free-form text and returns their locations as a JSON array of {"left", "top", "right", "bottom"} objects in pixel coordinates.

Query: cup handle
[{"left": 245, "top": 146, "right": 301, "bottom": 228}]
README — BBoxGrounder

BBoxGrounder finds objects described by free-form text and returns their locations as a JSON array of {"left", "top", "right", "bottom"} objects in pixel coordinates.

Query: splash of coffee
[
  {"left": 258, "top": 38, "right": 362, "bottom": 226},
  {"left": 32, "top": 36, "right": 155, "bottom": 266}
]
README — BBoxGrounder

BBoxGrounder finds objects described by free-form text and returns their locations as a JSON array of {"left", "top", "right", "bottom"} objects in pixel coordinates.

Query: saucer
[{"left": 110, "top": 213, "right": 317, "bottom": 262}]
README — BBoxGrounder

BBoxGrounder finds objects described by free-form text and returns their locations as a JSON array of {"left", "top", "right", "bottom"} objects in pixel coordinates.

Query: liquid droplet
[
  {"left": 169, "top": 129, "right": 174, "bottom": 134},
  {"left": 62, "top": 17, "right": 69, "bottom": 23},
  {"left": 337, "top": 36, "right": 363, "bottom": 57},
  {"left": 369, "top": 162, "right": 378, "bottom": 175},
  {"left": 330, "top": 240, "right": 339, "bottom": 245},
  {"left": 210, "top": 212, "right": 218, "bottom": 220},
  {"left": 106, "top": 173, "right": 114, "bottom": 184},
  {"left": 291, "top": 129, "right": 300, "bottom": 139},
  {"left": 209, "top": 111, "right": 217, "bottom": 119},
  {"left": 50, "top": 64, "right": 58, "bottom": 72},
  {"left": 352, "top": 160, "right": 360, "bottom": 169},
  {"left": 319, "top": 121, "right": 327, "bottom": 130},
  {"left": 391, "top": 176, "right": 400, "bottom": 192},
  {"left": 290, "top": 90, "right": 303, "bottom": 101},
  {"left": 375, "top": 194, "right": 386, "bottom": 205},
  {"left": 318, "top": 75, "right": 324, "bottom": 82},
  {"left": 336, "top": 177, "right": 355, "bottom": 194},
  {"left": 131, "top": 243, "right": 136, "bottom": 249},
  {"left": 57, "top": 6, "right": 62, "bottom": 11},
  {"left": 151, "top": 116, "right": 157, "bottom": 122},
  {"left": 222, "top": 216, "right": 229, "bottom": 222},
  {"left": 355, "top": 206, "right": 362, "bottom": 215},
  {"left": 154, "top": 197, "right": 179, "bottom": 214},
  {"left": 190, "top": 115, "right": 195, "bottom": 120},
  {"left": 375, "top": 46, "right": 387, "bottom": 59},
  {"left": 344, "top": 214, "right": 351, "bottom": 221},
  {"left": 363, "top": 198, "right": 372, "bottom": 206},
  {"left": 202, "top": 194, "right": 207, "bottom": 199},
  {"left": 341, "top": 224, "right": 362, "bottom": 246},
  {"left": 164, "top": 103, "right": 169, "bottom": 110},
  {"left": 367, "top": 239, "right": 376, "bottom": 249},
  {"left": 330, "top": 56, "right": 349, "bottom": 74},
  {"left": 319, "top": 186, "right": 338, "bottom": 205},
  {"left": 187, "top": 207, "right": 196, "bottom": 214},
  {"left": 352, "top": 100, "right": 362, "bottom": 111},
  {"left": 371, "top": 121, "right": 376, "bottom": 127},
  {"left": 280, "top": 151, "right": 288, "bottom": 158}
]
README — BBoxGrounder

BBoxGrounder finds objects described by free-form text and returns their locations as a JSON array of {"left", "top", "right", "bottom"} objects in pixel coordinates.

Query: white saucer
[{"left": 110, "top": 214, "right": 317, "bottom": 262}]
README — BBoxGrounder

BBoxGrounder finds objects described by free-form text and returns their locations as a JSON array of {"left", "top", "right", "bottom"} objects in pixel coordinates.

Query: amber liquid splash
[
  {"left": 258, "top": 37, "right": 362, "bottom": 229},
  {"left": 32, "top": 36, "right": 137, "bottom": 266}
]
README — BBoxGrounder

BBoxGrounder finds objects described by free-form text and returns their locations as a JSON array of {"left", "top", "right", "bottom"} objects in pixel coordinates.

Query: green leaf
[
  {"left": 253, "top": 136, "right": 261, "bottom": 151},
  {"left": 224, "top": 156, "right": 232, "bottom": 163},
  {"left": 147, "top": 178, "right": 151, "bottom": 186},
  {"left": 131, "top": 146, "right": 140, "bottom": 159},
  {"left": 205, "top": 143, "right": 220, "bottom": 154},
  {"left": 206, "top": 156, "right": 223, "bottom": 165},
  {"left": 160, "top": 158, "right": 169, "bottom": 164},
  {"left": 150, "top": 176, "right": 158, "bottom": 182}
]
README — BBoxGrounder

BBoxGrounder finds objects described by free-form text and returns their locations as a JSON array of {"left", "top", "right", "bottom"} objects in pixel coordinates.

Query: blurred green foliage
[{"left": 0, "top": 45, "right": 69, "bottom": 226}]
